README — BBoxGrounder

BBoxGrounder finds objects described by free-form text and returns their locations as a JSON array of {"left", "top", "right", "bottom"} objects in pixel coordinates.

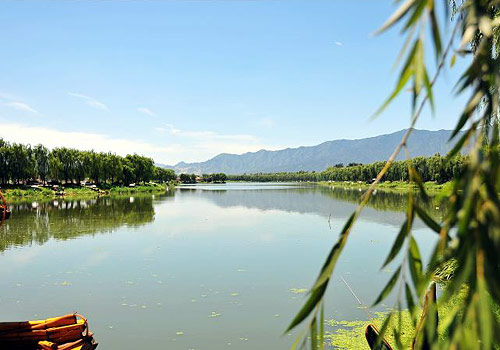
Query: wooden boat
[
  {"left": 364, "top": 283, "right": 438, "bottom": 350},
  {"left": 0, "top": 206, "right": 10, "bottom": 220},
  {"left": 0, "top": 314, "right": 97, "bottom": 350},
  {"left": 365, "top": 324, "right": 393, "bottom": 350},
  {"left": 0, "top": 188, "right": 10, "bottom": 222}
]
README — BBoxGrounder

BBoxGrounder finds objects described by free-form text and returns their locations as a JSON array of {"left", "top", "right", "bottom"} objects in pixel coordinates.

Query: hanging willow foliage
[{"left": 287, "top": 1, "right": 500, "bottom": 349}]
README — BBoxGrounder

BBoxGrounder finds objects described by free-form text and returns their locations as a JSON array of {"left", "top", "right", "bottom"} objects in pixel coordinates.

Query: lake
[{"left": 0, "top": 183, "right": 441, "bottom": 349}]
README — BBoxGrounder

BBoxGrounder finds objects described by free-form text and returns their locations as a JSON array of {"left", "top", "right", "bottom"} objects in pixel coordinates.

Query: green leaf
[
  {"left": 402, "top": 0, "right": 427, "bottom": 31},
  {"left": 372, "top": 40, "right": 418, "bottom": 118},
  {"left": 375, "top": 0, "right": 416, "bottom": 35},
  {"left": 286, "top": 283, "right": 328, "bottom": 332},
  {"left": 478, "top": 278, "right": 493, "bottom": 350},
  {"left": 320, "top": 304, "right": 324, "bottom": 350},
  {"left": 414, "top": 204, "right": 441, "bottom": 233},
  {"left": 372, "top": 266, "right": 402, "bottom": 306},
  {"left": 429, "top": 8, "right": 442, "bottom": 59},
  {"left": 408, "top": 237, "right": 423, "bottom": 292},
  {"left": 409, "top": 166, "right": 429, "bottom": 202},
  {"left": 313, "top": 212, "right": 356, "bottom": 290},
  {"left": 423, "top": 66, "right": 435, "bottom": 113},
  {"left": 450, "top": 53, "right": 457, "bottom": 68},
  {"left": 374, "top": 312, "right": 393, "bottom": 349},
  {"left": 450, "top": 90, "right": 483, "bottom": 139},
  {"left": 446, "top": 125, "right": 475, "bottom": 159},
  {"left": 311, "top": 316, "right": 318, "bottom": 350},
  {"left": 382, "top": 218, "right": 412, "bottom": 268},
  {"left": 405, "top": 282, "right": 415, "bottom": 314},
  {"left": 290, "top": 330, "right": 305, "bottom": 350}
]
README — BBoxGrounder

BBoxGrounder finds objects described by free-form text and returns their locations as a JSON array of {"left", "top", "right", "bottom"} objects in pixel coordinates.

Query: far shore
[
  {"left": 224, "top": 179, "right": 452, "bottom": 194},
  {"left": 1, "top": 183, "right": 174, "bottom": 201},
  {"left": 316, "top": 180, "right": 452, "bottom": 194}
]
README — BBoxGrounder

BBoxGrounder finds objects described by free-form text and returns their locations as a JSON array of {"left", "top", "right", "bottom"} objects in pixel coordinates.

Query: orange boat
[
  {"left": 0, "top": 188, "right": 10, "bottom": 223},
  {"left": 0, "top": 314, "right": 97, "bottom": 350}
]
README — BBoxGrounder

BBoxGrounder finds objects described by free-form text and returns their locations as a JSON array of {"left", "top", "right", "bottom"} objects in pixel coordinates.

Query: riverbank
[
  {"left": 1, "top": 183, "right": 174, "bottom": 200},
  {"left": 317, "top": 180, "right": 453, "bottom": 195}
]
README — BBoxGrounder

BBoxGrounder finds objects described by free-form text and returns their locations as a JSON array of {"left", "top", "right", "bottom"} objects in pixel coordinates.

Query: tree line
[
  {"left": 0, "top": 139, "right": 176, "bottom": 185},
  {"left": 179, "top": 173, "right": 227, "bottom": 184},
  {"left": 227, "top": 154, "right": 467, "bottom": 183}
]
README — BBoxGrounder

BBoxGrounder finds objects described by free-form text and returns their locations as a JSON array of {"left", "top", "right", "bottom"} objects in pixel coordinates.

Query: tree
[
  {"left": 33, "top": 144, "right": 49, "bottom": 184},
  {"left": 179, "top": 173, "right": 195, "bottom": 184},
  {"left": 87, "top": 151, "right": 103, "bottom": 184}
]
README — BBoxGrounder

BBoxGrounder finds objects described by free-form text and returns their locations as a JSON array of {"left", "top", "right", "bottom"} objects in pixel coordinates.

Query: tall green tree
[{"left": 33, "top": 144, "right": 49, "bottom": 184}]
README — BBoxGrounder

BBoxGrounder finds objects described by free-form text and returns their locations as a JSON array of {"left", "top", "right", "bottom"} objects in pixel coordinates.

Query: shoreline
[
  {"left": 316, "top": 180, "right": 452, "bottom": 194},
  {"left": 1, "top": 183, "right": 174, "bottom": 201}
]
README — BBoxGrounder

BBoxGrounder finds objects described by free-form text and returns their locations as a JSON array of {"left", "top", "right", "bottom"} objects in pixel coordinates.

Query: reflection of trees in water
[
  {"left": 178, "top": 186, "right": 446, "bottom": 226},
  {"left": 320, "top": 186, "right": 446, "bottom": 217},
  {"left": 0, "top": 193, "right": 173, "bottom": 252}
]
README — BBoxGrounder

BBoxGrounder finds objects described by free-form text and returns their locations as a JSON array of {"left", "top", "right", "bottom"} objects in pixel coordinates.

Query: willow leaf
[
  {"left": 382, "top": 218, "right": 411, "bottom": 268},
  {"left": 405, "top": 282, "right": 416, "bottom": 315},
  {"left": 409, "top": 166, "right": 429, "bottom": 202},
  {"left": 320, "top": 304, "right": 324, "bottom": 350},
  {"left": 477, "top": 278, "right": 493, "bottom": 350},
  {"left": 450, "top": 53, "right": 457, "bottom": 67},
  {"left": 423, "top": 66, "right": 435, "bottom": 113},
  {"left": 372, "top": 265, "right": 402, "bottom": 306},
  {"left": 408, "top": 237, "right": 423, "bottom": 292},
  {"left": 430, "top": 7, "right": 442, "bottom": 59},
  {"left": 286, "top": 283, "right": 328, "bottom": 332},
  {"left": 376, "top": 0, "right": 416, "bottom": 35},
  {"left": 414, "top": 204, "right": 441, "bottom": 233},
  {"left": 446, "top": 125, "right": 475, "bottom": 159},
  {"left": 312, "top": 212, "right": 355, "bottom": 290},
  {"left": 290, "top": 330, "right": 305, "bottom": 350},
  {"left": 372, "top": 40, "right": 418, "bottom": 118},
  {"left": 450, "top": 90, "right": 483, "bottom": 139},
  {"left": 311, "top": 316, "right": 318, "bottom": 350}
]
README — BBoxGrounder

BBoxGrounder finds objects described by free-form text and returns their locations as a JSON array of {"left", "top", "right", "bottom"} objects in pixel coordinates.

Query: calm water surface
[{"left": 0, "top": 183, "right": 441, "bottom": 349}]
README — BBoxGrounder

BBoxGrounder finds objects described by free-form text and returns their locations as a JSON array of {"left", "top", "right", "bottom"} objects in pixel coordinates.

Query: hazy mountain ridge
[{"left": 161, "top": 129, "right": 462, "bottom": 174}]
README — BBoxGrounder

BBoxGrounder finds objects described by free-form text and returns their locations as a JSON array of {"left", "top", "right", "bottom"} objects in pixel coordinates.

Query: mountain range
[{"left": 161, "top": 129, "right": 462, "bottom": 174}]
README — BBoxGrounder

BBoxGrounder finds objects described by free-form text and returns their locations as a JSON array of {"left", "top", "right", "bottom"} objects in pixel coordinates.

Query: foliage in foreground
[{"left": 288, "top": 1, "right": 500, "bottom": 350}]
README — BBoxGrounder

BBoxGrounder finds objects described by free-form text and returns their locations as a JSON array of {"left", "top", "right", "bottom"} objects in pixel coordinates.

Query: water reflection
[
  {"left": 178, "top": 184, "right": 445, "bottom": 227},
  {"left": 0, "top": 193, "right": 173, "bottom": 252},
  {"left": 0, "top": 184, "right": 440, "bottom": 350}
]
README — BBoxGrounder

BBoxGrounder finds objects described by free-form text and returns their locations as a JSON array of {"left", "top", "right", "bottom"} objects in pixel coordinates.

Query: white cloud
[
  {"left": 4, "top": 101, "right": 39, "bottom": 114},
  {"left": 154, "top": 124, "right": 283, "bottom": 162},
  {"left": 0, "top": 122, "right": 181, "bottom": 163},
  {"left": 162, "top": 124, "right": 257, "bottom": 142},
  {"left": 334, "top": 41, "right": 343, "bottom": 46},
  {"left": 0, "top": 121, "right": 283, "bottom": 165},
  {"left": 0, "top": 92, "right": 39, "bottom": 115},
  {"left": 68, "top": 92, "right": 108, "bottom": 110},
  {"left": 137, "top": 107, "right": 156, "bottom": 117},
  {"left": 256, "top": 117, "right": 275, "bottom": 129}
]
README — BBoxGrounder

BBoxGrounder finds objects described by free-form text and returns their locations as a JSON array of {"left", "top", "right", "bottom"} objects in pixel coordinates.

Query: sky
[{"left": 0, "top": 1, "right": 470, "bottom": 165}]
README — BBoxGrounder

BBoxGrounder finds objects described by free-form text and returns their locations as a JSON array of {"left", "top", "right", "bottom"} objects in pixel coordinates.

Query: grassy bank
[
  {"left": 317, "top": 180, "right": 453, "bottom": 195},
  {"left": 2, "top": 183, "right": 174, "bottom": 200}
]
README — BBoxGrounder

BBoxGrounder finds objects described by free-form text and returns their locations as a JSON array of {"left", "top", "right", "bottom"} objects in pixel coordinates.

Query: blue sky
[{"left": 0, "top": 1, "right": 468, "bottom": 164}]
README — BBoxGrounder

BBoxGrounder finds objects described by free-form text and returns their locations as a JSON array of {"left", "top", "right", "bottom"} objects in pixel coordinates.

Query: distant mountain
[{"left": 161, "top": 129, "right": 463, "bottom": 175}]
